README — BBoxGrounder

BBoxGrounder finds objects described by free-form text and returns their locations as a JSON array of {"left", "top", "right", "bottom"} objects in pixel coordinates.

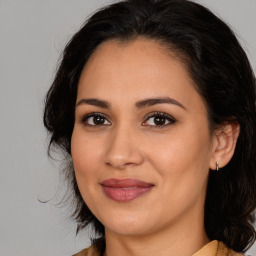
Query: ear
[{"left": 209, "top": 122, "right": 240, "bottom": 170}]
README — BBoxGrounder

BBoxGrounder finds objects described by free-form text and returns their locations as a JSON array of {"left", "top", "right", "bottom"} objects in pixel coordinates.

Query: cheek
[
  {"left": 147, "top": 133, "right": 211, "bottom": 209},
  {"left": 146, "top": 131, "right": 211, "bottom": 172},
  {"left": 71, "top": 128, "right": 105, "bottom": 209},
  {"left": 144, "top": 124, "right": 212, "bottom": 198},
  {"left": 71, "top": 128, "right": 102, "bottom": 181}
]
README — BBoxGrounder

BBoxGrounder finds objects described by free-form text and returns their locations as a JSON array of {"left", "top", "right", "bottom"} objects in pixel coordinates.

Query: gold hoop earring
[{"left": 216, "top": 161, "right": 220, "bottom": 171}]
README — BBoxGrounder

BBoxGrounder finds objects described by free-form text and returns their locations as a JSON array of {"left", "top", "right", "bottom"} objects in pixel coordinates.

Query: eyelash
[
  {"left": 80, "top": 112, "right": 110, "bottom": 127},
  {"left": 143, "top": 112, "right": 176, "bottom": 127},
  {"left": 80, "top": 111, "right": 176, "bottom": 128}
]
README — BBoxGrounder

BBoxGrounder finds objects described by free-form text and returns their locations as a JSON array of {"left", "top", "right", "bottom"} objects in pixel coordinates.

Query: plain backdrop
[{"left": 0, "top": 1, "right": 255, "bottom": 255}]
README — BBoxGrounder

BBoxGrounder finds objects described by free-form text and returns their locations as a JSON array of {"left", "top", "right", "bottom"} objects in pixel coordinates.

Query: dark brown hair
[{"left": 44, "top": 0, "right": 256, "bottom": 253}]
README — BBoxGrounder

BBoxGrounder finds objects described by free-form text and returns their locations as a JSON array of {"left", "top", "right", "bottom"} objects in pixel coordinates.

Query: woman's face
[{"left": 71, "top": 38, "right": 217, "bottom": 237}]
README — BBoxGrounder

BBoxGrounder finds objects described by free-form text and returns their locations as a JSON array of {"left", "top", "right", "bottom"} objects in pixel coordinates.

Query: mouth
[{"left": 100, "top": 179, "right": 154, "bottom": 202}]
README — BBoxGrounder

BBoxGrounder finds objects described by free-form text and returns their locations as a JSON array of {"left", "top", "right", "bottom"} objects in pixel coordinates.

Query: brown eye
[
  {"left": 82, "top": 113, "right": 111, "bottom": 126},
  {"left": 92, "top": 116, "right": 106, "bottom": 125},
  {"left": 153, "top": 116, "right": 167, "bottom": 125},
  {"left": 143, "top": 112, "right": 176, "bottom": 127}
]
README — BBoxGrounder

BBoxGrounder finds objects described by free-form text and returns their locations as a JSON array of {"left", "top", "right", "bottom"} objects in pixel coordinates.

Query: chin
[
  {"left": 101, "top": 212, "right": 151, "bottom": 236},
  {"left": 106, "top": 223, "right": 149, "bottom": 237}
]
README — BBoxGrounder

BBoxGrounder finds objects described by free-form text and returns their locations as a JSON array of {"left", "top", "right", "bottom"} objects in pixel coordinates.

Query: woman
[{"left": 43, "top": 0, "right": 256, "bottom": 255}]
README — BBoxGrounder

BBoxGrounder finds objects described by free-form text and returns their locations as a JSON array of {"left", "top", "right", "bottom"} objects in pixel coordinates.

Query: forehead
[
  {"left": 77, "top": 38, "right": 205, "bottom": 113},
  {"left": 81, "top": 38, "right": 186, "bottom": 76}
]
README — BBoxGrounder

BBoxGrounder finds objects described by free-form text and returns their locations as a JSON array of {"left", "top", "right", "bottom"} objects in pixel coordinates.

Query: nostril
[
  {"left": 104, "top": 150, "right": 144, "bottom": 170},
  {"left": 103, "top": 128, "right": 144, "bottom": 169}
]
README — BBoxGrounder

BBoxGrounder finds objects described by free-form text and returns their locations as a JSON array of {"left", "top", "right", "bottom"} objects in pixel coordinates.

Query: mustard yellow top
[{"left": 73, "top": 240, "right": 244, "bottom": 256}]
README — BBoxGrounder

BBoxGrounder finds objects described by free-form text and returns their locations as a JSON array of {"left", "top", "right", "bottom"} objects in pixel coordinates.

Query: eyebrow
[
  {"left": 135, "top": 97, "right": 186, "bottom": 110},
  {"left": 76, "top": 97, "right": 186, "bottom": 110},
  {"left": 76, "top": 98, "right": 110, "bottom": 108}
]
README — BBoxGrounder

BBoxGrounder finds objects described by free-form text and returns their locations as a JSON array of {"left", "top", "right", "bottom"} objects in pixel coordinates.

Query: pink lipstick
[{"left": 101, "top": 179, "right": 154, "bottom": 202}]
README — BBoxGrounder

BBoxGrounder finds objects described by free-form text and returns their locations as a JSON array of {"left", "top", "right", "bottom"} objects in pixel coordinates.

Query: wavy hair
[{"left": 43, "top": 0, "right": 256, "bottom": 253}]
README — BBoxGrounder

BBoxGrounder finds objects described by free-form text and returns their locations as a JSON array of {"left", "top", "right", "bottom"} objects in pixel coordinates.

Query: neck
[{"left": 103, "top": 207, "right": 210, "bottom": 256}]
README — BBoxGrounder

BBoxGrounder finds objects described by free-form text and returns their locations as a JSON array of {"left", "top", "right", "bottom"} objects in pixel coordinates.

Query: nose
[{"left": 103, "top": 125, "right": 144, "bottom": 170}]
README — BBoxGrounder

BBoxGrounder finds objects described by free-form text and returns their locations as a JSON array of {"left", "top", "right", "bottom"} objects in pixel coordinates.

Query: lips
[{"left": 101, "top": 179, "right": 154, "bottom": 202}]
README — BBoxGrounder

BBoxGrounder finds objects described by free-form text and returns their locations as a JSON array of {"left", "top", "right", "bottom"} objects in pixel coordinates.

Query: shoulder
[
  {"left": 72, "top": 245, "right": 100, "bottom": 256},
  {"left": 72, "top": 248, "right": 88, "bottom": 256},
  {"left": 218, "top": 242, "right": 244, "bottom": 256},
  {"left": 74, "top": 241, "right": 250, "bottom": 256},
  {"left": 193, "top": 240, "right": 245, "bottom": 256}
]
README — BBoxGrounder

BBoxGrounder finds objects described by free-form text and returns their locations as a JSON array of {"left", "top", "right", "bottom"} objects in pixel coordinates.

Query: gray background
[{"left": 0, "top": 1, "right": 255, "bottom": 255}]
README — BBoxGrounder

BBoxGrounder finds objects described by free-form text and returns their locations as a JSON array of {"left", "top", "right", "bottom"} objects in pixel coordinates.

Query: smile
[{"left": 101, "top": 179, "right": 154, "bottom": 202}]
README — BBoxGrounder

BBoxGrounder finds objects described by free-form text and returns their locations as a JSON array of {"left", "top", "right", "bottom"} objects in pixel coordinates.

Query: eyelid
[
  {"left": 79, "top": 111, "right": 176, "bottom": 128},
  {"left": 80, "top": 112, "right": 111, "bottom": 126},
  {"left": 142, "top": 111, "right": 176, "bottom": 127}
]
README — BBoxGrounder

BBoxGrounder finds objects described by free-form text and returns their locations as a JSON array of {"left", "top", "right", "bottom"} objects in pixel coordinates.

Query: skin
[{"left": 71, "top": 38, "right": 239, "bottom": 256}]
